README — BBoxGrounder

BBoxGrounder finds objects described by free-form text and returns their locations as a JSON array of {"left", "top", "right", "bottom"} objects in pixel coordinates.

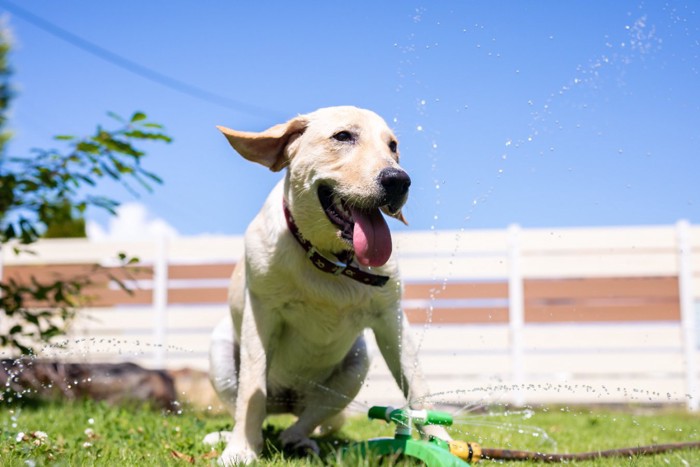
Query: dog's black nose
[{"left": 379, "top": 167, "right": 411, "bottom": 200}]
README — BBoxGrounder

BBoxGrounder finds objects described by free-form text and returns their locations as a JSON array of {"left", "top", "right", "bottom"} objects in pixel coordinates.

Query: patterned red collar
[{"left": 282, "top": 199, "right": 390, "bottom": 287}]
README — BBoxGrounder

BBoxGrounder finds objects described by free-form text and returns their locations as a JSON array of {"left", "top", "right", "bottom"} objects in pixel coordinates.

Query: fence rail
[{"left": 1, "top": 222, "right": 699, "bottom": 409}]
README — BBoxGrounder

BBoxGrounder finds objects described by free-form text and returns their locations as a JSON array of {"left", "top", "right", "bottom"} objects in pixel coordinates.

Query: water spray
[{"left": 343, "top": 406, "right": 700, "bottom": 465}]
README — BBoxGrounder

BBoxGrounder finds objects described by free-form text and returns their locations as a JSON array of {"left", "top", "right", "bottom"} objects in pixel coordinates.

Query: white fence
[{"left": 1, "top": 221, "right": 699, "bottom": 409}]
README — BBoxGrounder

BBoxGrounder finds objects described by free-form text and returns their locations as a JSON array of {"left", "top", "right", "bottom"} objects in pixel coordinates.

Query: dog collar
[{"left": 282, "top": 199, "right": 390, "bottom": 287}]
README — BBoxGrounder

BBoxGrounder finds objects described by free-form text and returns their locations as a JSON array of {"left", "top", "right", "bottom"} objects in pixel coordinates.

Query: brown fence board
[
  {"left": 405, "top": 307, "right": 509, "bottom": 324},
  {"left": 526, "top": 303, "right": 680, "bottom": 322},
  {"left": 168, "top": 263, "right": 236, "bottom": 280},
  {"left": 4, "top": 264, "right": 153, "bottom": 287},
  {"left": 525, "top": 277, "right": 679, "bottom": 300},
  {"left": 91, "top": 288, "right": 153, "bottom": 306},
  {"left": 168, "top": 288, "right": 229, "bottom": 304},
  {"left": 404, "top": 281, "right": 508, "bottom": 300}
]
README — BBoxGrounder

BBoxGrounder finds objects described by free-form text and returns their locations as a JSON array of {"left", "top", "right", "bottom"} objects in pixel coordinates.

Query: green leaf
[
  {"left": 54, "top": 134, "right": 75, "bottom": 141},
  {"left": 76, "top": 141, "right": 101, "bottom": 155},
  {"left": 3, "top": 223, "right": 15, "bottom": 240},
  {"left": 98, "top": 161, "right": 120, "bottom": 179},
  {"left": 76, "top": 174, "right": 97, "bottom": 186},
  {"left": 42, "top": 325, "right": 63, "bottom": 340},
  {"left": 123, "top": 129, "right": 172, "bottom": 143},
  {"left": 24, "top": 313, "right": 40, "bottom": 325},
  {"left": 130, "top": 111, "right": 147, "bottom": 122},
  {"left": 141, "top": 169, "right": 163, "bottom": 184},
  {"left": 14, "top": 340, "right": 33, "bottom": 356},
  {"left": 106, "top": 111, "right": 126, "bottom": 123}
]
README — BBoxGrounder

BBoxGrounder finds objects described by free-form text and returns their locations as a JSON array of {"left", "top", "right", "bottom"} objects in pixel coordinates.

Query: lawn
[{"left": 1, "top": 399, "right": 699, "bottom": 466}]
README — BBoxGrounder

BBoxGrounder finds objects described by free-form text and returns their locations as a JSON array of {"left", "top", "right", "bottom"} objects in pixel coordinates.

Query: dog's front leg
[
  {"left": 219, "top": 291, "right": 277, "bottom": 465},
  {"left": 279, "top": 336, "right": 370, "bottom": 454},
  {"left": 372, "top": 308, "right": 451, "bottom": 441}
]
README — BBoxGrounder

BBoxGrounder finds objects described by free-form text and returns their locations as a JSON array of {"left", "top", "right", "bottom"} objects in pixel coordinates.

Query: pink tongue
[{"left": 351, "top": 207, "right": 392, "bottom": 267}]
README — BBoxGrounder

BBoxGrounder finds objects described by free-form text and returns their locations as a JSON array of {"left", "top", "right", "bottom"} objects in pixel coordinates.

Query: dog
[{"left": 207, "top": 106, "right": 447, "bottom": 464}]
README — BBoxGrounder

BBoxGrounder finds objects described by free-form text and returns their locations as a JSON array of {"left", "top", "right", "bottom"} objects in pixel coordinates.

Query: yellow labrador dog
[{"left": 207, "top": 106, "right": 445, "bottom": 464}]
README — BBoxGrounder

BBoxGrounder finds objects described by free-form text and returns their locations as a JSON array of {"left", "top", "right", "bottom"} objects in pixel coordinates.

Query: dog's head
[{"left": 218, "top": 106, "right": 409, "bottom": 268}]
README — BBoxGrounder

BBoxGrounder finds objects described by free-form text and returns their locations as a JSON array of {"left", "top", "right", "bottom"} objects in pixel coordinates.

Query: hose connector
[{"left": 448, "top": 440, "right": 482, "bottom": 463}]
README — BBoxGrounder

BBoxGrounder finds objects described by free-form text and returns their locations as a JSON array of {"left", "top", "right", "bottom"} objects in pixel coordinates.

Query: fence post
[
  {"left": 677, "top": 220, "right": 698, "bottom": 412},
  {"left": 0, "top": 243, "right": 4, "bottom": 299},
  {"left": 153, "top": 234, "right": 169, "bottom": 368},
  {"left": 508, "top": 224, "right": 525, "bottom": 406}
]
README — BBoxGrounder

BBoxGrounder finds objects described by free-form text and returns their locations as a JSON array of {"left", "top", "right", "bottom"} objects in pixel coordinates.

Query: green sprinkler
[{"left": 344, "top": 405, "right": 482, "bottom": 466}]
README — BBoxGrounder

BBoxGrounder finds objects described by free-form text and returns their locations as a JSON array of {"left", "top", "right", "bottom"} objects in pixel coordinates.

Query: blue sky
[{"left": 2, "top": 1, "right": 698, "bottom": 237}]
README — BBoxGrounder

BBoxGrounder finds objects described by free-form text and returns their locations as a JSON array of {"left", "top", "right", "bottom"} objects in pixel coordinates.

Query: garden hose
[{"left": 477, "top": 441, "right": 700, "bottom": 462}]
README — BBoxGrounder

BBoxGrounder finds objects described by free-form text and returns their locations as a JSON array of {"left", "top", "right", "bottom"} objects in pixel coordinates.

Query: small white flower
[
  {"left": 15, "top": 432, "right": 26, "bottom": 442},
  {"left": 32, "top": 431, "right": 48, "bottom": 441},
  {"left": 82, "top": 442, "right": 92, "bottom": 448},
  {"left": 88, "top": 418, "right": 95, "bottom": 425}
]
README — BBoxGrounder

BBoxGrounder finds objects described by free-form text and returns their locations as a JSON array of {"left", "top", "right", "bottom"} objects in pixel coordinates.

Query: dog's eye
[
  {"left": 332, "top": 131, "right": 354, "bottom": 143},
  {"left": 388, "top": 141, "right": 398, "bottom": 153}
]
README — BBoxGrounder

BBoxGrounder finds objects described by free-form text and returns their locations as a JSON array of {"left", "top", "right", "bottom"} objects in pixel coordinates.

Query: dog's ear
[{"left": 216, "top": 116, "right": 307, "bottom": 172}]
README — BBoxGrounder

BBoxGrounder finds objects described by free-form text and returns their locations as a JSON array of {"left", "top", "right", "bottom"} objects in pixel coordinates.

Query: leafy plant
[{"left": 0, "top": 26, "right": 172, "bottom": 355}]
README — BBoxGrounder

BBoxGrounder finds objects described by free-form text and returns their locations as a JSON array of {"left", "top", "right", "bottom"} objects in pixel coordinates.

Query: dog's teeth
[{"left": 333, "top": 197, "right": 352, "bottom": 220}]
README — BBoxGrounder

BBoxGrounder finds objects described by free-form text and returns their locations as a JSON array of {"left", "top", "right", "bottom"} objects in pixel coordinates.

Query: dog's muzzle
[
  {"left": 378, "top": 167, "right": 411, "bottom": 215},
  {"left": 316, "top": 167, "right": 410, "bottom": 268}
]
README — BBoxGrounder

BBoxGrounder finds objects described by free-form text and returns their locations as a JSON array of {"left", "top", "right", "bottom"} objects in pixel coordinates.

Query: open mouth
[{"left": 318, "top": 185, "right": 393, "bottom": 268}]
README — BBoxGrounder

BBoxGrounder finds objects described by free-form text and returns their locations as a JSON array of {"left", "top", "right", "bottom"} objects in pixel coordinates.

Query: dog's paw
[
  {"left": 217, "top": 444, "right": 258, "bottom": 466},
  {"left": 313, "top": 412, "right": 346, "bottom": 437},
  {"left": 279, "top": 428, "right": 320, "bottom": 457},
  {"left": 203, "top": 430, "right": 233, "bottom": 446},
  {"left": 282, "top": 437, "right": 320, "bottom": 458}
]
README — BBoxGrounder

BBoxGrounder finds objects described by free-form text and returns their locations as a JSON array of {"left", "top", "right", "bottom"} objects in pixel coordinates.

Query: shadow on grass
[{"left": 257, "top": 422, "right": 416, "bottom": 466}]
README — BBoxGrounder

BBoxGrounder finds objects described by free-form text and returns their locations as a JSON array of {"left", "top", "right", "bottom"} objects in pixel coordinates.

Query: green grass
[{"left": 1, "top": 399, "right": 699, "bottom": 466}]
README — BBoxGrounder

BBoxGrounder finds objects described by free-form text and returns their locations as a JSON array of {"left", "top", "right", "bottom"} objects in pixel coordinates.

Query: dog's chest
[
  {"left": 257, "top": 292, "right": 372, "bottom": 384},
  {"left": 275, "top": 290, "right": 375, "bottom": 346}
]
